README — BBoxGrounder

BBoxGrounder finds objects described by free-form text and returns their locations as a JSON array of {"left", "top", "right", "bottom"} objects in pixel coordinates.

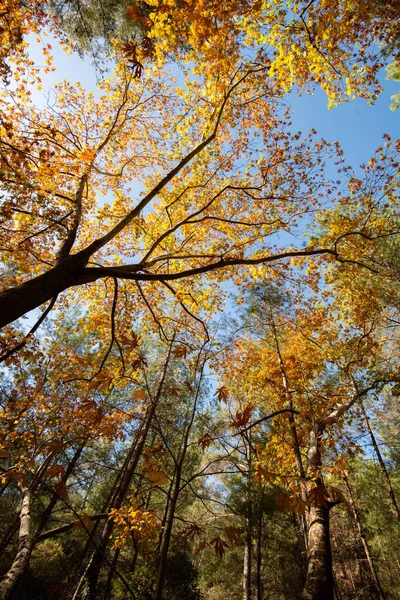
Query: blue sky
[
  {"left": 29, "top": 35, "right": 399, "bottom": 178},
  {"left": 289, "top": 74, "right": 399, "bottom": 170}
]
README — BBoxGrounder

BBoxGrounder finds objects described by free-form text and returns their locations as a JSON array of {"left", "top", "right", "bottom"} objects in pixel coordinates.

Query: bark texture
[{"left": 0, "top": 486, "right": 33, "bottom": 600}]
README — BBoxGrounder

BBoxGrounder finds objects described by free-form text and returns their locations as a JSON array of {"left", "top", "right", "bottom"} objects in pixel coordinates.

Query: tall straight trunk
[
  {"left": 242, "top": 434, "right": 252, "bottom": 600},
  {"left": 70, "top": 443, "right": 138, "bottom": 599},
  {"left": 154, "top": 467, "right": 182, "bottom": 600},
  {"left": 154, "top": 354, "right": 206, "bottom": 600},
  {"left": 36, "top": 445, "right": 84, "bottom": 537},
  {"left": 78, "top": 343, "right": 174, "bottom": 599},
  {"left": 301, "top": 503, "right": 333, "bottom": 600},
  {"left": 270, "top": 310, "right": 306, "bottom": 480},
  {"left": 242, "top": 538, "right": 251, "bottom": 600},
  {"left": 103, "top": 548, "right": 120, "bottom": 600},
  {"left": 359, "top": 400, "right": 400, "bottom": 520},
  {"left": 302, "top": 423, "right": 334, "bottom": 600},
  {"left": 256, "top": 507, "right": 263, "bottom": 600},
  {"left": 0, "top": 485, "right": 33, "bottom": 600},
  {"left": 342, "top": 474, "right": 386, "bottom": 600},
  {"left": 81, "top": 405, "right": 156, "bottom": 598}
]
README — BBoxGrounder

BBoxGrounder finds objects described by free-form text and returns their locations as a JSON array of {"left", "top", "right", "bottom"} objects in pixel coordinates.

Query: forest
[{"left": 0, "top": 1, "right": 400, "bottom": 599}]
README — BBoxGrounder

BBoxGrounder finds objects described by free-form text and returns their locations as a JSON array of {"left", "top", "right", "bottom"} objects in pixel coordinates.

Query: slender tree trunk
[
  {"left": 359, "top": 400, "right": 400, "bottom": 520},
  {"left": 154, "top": 353, "right": 206, "bottom": 600},
  {"left": 154, "top": 467, "right": 182, "bottom": 600},
  {"left": 242, "top": 435, "right": 252, "bottom": 600},
  {"left": 270, "top": 310, "right": 306, "bottom": 481},
  {"left": 256, "top": 506, "right": 263, "bottom": 600},
  {"left": 81, "top": 410, "right": 155, "bottom": 598},
  {"left": 342, "top": 474, "right": 386, "bottom": 600},
  {"left": 36, "top": 445, "right": 84, "bottom": 537},
  {"left": 0, "top": 485, "right": 33, "bottom": 600},
  {"left": 242, "top": 537, "right": 251, "bottom": 600},
  {"left": 103, "top": 548, "right": 120, "bottom": 600},
  {"left": 78, "top": 343, "right": 174, "bottom": 599}
]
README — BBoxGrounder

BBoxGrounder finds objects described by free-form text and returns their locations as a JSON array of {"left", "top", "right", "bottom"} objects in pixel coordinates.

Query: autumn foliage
[{"left": 0, "top": 2, "right": 400, "bottom": 600}]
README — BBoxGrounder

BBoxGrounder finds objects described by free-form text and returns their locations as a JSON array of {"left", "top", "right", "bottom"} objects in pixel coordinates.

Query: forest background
[{"left": 0, "top": 2, "right": 400, "bottom": 600}]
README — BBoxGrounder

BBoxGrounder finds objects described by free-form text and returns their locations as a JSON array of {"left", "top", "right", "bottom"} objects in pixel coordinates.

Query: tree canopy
[{"left": 0, "top": 2, "right": 400, "bottom": 600}]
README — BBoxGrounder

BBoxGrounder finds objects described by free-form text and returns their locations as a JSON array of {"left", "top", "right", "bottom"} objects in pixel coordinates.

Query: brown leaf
[
  {"left": 120, "top": 332, "right": 140, "bottom": 348},
  {"left": 198, "top": 433, "right": 213, "bottom": 450},
  {"left": 306, "top": 485, "right": 328, "bottom": 507},
  {"left": 231, "top": 404, "right": 253, "bottom": 428},
  {"left": 126, "top": 5, "right": 142, "bottom": 22},
  {"left": 276, "top": 493, "right": 306, "bottom": 516},
  {"left": 172, "top": 345, "right": 188, "bottom": 359},
  {"left": 254, "top": 461, "right": 272, "bottom": 486},
  {"left": 177, "top": 524, "right": 202, "bottom": 540},
  {"left": 88, "top": 372, "right": 112, "bottom": 392},
  {"left": 211, "top": 536, "right": 229, "bottom": 558},
  {"left": 43, "top": 464, "right": 65, "bottom": 479},
  {"left": 56, "top": 481, "right": 68, "bottom": 500},
  {"left": 132, "top": 354, "right": 148, "bottom": 370},
  {"left": 193, "top": 540, "right": 208, "bottom": 558},
  {"left": 225, "top": 526, "right": 241, "bottom": 544},
  {"left": 214, "top": 386, "right": 229, "bottom": 403}
]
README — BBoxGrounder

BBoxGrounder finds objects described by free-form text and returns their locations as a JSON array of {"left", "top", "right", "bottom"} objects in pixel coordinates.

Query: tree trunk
[
  {"left": 256, "top": 507, "right": 263, "bottom": 600},
  {"left": 0, "top": 485, "right": 33, "bottom": 600},
  {"left": 301, "top": 504, "right": 334, "bottom": 600},
  {"left": 359, "top": 401, "right": 400, "bottom": 520},
  {"left": 154, "top": 468, "right": 181, "bottom": 600},
  {"left": 154, "top": 354, "right": 206, "bottom": 600},
  {"left": 342, "top": 474, "right": 386, "bottom": 600},
  {"left": 302, "top": 423, "right": 334, "bottom": 600},
  {"left": 242, "top": 434, "right": 252, "bottom": 600},
  {"left": 0, "top": 262, "right": 82, "bottom": 328},
  {"left": 77, "top": 343, "right": 174, "bottom": 599},
  {"left": 36, "top": 445, "right": 84, "bottom": 538}
]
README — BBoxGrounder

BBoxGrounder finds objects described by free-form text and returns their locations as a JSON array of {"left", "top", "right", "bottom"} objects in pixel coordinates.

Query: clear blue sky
[{"left": 288, "top": 74, "right": 399, "bottom": 171}]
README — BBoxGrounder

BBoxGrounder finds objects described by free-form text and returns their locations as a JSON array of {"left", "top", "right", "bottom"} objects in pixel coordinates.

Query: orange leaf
[
  {"left": 214, "top": 386, "right": 229, "bottom": 403},
  {"left": 231, "top": 405, "right": 253, "bottom": 428},
  {"left": 134, "top": 389, "right": 146, "bottom": 401},
  {"left": 172, "top": 345, "right": 188, "bottom": 359},
  {"left": 198, "top": 432, "right": 213, "bottom": 450},
  {"left": 148, "top": 470, "right": 169, "bottom": 486}
]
